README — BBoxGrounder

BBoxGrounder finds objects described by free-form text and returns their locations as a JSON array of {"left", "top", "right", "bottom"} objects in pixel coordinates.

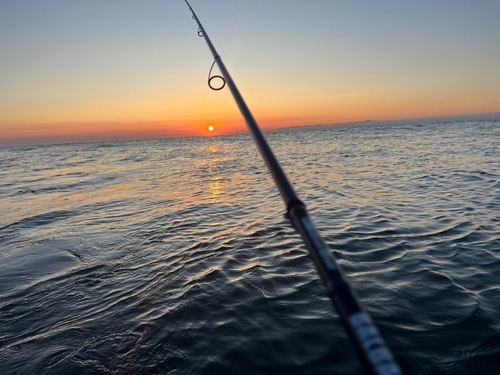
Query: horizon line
[{"left": 2, "top": 111, "right": 499, "bottom": 148}]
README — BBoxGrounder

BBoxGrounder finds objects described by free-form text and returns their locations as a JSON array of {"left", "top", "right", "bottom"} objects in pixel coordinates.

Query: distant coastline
[
  {"left": 265, "top": 112, "right": 500, "bottom": 134},
  {"left": 2, "top": 112, "right": 499, "bottom": 148}
]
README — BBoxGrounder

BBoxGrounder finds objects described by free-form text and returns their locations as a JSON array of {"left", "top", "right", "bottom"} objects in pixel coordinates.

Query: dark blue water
[{"left": 1, "top": 120, "right": 499, "bottom": 374}]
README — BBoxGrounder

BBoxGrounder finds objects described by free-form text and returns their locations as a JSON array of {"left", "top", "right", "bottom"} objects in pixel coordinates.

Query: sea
[{"left": 1, "top": 120, "right": 499, "bottom": 374}]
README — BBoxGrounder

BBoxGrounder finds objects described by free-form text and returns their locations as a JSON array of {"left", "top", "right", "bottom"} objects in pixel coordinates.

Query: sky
[{"left": 0, "top": 0, "right": 499, "bottom": 146}]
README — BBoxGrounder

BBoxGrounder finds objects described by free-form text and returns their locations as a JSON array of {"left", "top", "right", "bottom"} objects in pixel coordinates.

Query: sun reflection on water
[
  {"left": 208, "top": 143, "right": 223, "bottom": 203},
  {"left": 209, "top": 177, "right": 222, "bottom": 203}
]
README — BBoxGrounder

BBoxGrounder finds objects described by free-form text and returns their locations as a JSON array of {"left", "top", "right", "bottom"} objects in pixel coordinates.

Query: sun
[{"left": 208, "top": 125, "right": 214, "bottom": 132}]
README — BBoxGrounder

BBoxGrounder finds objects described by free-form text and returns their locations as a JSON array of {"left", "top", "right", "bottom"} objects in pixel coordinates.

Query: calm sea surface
[{"left": 1, "top": 120, "right": 500, "bottom": 374}]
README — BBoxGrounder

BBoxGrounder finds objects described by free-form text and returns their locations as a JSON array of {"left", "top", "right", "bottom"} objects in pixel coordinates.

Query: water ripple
[{"left": 1, "top": 120, "right": 500, "bottom": 374}]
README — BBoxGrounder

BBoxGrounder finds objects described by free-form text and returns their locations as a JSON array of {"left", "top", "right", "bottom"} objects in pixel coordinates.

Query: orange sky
[{"left": 1, "top": 1, "right": 499, "bottom": 146}]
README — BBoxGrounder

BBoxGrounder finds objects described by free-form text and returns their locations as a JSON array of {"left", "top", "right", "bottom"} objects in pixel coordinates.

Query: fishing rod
[{"left": 182, "top": 1, "right": 402, "bottom": 374}]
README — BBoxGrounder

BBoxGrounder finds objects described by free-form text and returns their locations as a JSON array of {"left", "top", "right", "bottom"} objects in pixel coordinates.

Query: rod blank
[{"left": 183, "top": 1, "right": 402, "bottom": 374}]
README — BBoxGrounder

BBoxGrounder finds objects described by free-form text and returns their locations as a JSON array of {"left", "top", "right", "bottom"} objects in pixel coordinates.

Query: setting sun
[{"left": 208, "top": 125, "right": 214, "bottom": 132}]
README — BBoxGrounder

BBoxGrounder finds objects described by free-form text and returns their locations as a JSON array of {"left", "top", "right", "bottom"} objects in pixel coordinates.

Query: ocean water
[{"left": 1, "top": 120, "right": 499, "bottom": 374}]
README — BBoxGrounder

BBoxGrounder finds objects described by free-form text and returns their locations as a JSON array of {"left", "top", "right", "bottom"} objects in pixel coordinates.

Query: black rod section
[{"left": 183, "top": 2, "right": 402, "bottom": 374}]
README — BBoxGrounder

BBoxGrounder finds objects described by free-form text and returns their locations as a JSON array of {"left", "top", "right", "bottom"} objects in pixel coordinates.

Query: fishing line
[
  {"left": 211, "top": 36, "right": 271, "bottom": 114},
  {"left": 193, "top": 10, "right": 269, "bottom": 112},
  {"left": 194, "top": 22, "right": 225, "bottom": 91}
]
